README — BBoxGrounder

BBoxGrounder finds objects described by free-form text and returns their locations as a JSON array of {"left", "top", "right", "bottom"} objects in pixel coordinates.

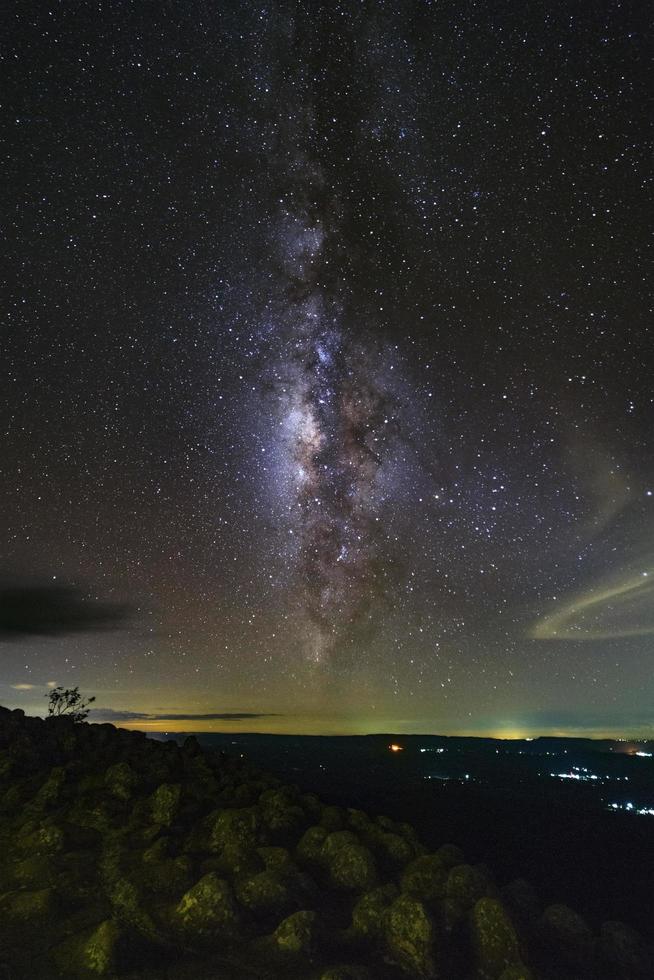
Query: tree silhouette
[{"left": 46, "top": 686, "right": 95, "bottom": 723}]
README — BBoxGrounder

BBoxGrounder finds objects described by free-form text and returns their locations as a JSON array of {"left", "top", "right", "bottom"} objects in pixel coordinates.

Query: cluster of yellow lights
[{"left": 389, "top": 743, "right": 404, "bottom": 752}]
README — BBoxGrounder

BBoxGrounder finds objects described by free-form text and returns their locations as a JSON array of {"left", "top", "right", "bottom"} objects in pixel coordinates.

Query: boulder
[
  {"left": 385, "top": 893, "right": 437, "bottom": 977},
  {"left": 296, "top": 825, "right": 329, "bottom": 865},
  {"left": 0, "top": 887, "right": 53, "bottom": 921},
  {"left": 540, "top": 902, "right": 593, "bottom": 969},
  {"left": 259, "top": 787, "right": 307, "bottom": 838},
  {"left": 104, "top": 762, "right": 138, "bottom": 802},
  {"left": 446, "top": 864, "right": 488, "bottom": 910},
  {"left": 174, "top": 872, "right": 240, "bottom": 939},
  {"left": 351, "top": 883, "right": 398, "bottom": 939},
  {"left": 273, "top": 909, "right": 318, "bottom": 954},
  {"left": 257, "top": 846, "right": 294, "bottom": 870},
  {"left": 150, "top": 782, "right": 182, "bottom": 827},
  {"left": 61, "top": 919, "right": 125, "bottom": 976},
  {"left": 319, "top": 968, "right": 371, "bottom": 980},
  {"left": 234, "top": 869, "right": 298, "bottom": 917},
  {"left": 597, "top": 920, "right": 649, "bottom": 977},
  {"left": 210, "top": 806, "right": 260, "bottom": 852},
  {"left": 321, "top": 831, "right": 378, "bottom": 891},
  {"left": 401, "top": 854, "right": 448, "bottom": 903},
  {"left": 469, "top": 897, "right": 523, "bottom": 979},
  {"left": 31, "top": 766, "right": 66, "bottom": 810}
]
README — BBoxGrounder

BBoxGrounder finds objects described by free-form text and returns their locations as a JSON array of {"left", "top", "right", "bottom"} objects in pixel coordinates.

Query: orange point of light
[{"left": 389, "top": 743, "right": 403, "bottom": 752}]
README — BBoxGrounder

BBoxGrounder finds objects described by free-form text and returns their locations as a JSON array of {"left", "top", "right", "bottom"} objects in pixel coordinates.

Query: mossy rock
[
  {"left": 296, "top": 824, "right": 329, "bottom": 865},
  {"left": 16, "top": 820, "right": 65, "bottom": 855},
  {"left": 107, "top": 876, "right": 161, "bottom": 942},
  {"left": 376, "top": 831, "right": 415, "bottom": 866},
  {"left": 321, "top": 832, "right": 378, "bottom": 891},
  {"left": 597, "top": 920, "right": 648, "bottom": 976},
  {"left": 319, "top": 967, "right": 371, "bottom": 980},
  {"left": 210, "top": 807, "right": 261, "bottom": 852},
  {"left": 56, "top": 850, "right": 100, "bottom": 902},
  {"left": 385, "top": 893, "right": 437, "bottom": 978},
  {"left": 469, "top": 897, "right": 523, "bottom": 979},
  {"left": 31, "top": 766, "right": 66, "bottom": 809},
  {"left": 234, "top": 869, "right": 298, "bottom": 917},
  {"left": 401, "top": 854, "right": 448, "bottom": 903},
  {"left": 351, "top": 883, "right": 398, "bottom": 939},
  {"left": 144, "top": 856, "right": 193, "bottom": 899},
  {"left": 446, "top": 864, "right": 488, "bottom": 910},
  {"left": 347, "top": 808, "right": 372, "bottom": 834},
  {"left": 0, "top": 887, "right": 53, "bottom": 921},
  {"left": 142, "top": 836, "right": 170, "bottom": 864},
  {"left": 104, "top": 762, "right": 138, "bottom": 801},
  {"left": 257, "top": 846, "right": 294, "bottom": 871},
  {"left": 150, "top": 782, "right": 182, "bottom": 827},
  {"left": 174, "top": 872, "right": 240, "bottom": 939},
  {"left": 53, "top": 918, "right": 126, "bottom": 976},
  {"left": 13, "top": 853, "right": 57, "bottom": 888},
  {"left": 259, "top": 788, "right": 307, "bottom": 838},
  {"left": 273, "top": 909, "right": 317, "bottom": 955},
  {"left": 498, "top": 966, "right": 534, "bottom": 980},
  {"left": 540, "top": 903, "right": 593, "bottom": 967}
]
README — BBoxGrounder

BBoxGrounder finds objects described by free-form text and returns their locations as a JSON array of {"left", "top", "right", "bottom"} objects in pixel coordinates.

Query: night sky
[{"left": 2, "top": 1, "right": 652, "bottom": 737}]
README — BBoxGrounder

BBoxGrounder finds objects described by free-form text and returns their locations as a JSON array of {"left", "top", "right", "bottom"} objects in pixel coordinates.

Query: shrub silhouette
[{"left": 45, "top": 686, "right": 95, "bottom": 723}]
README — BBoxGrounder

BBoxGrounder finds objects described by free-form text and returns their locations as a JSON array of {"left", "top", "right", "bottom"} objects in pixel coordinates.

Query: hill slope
[{"left": 0, "top": 706, "right": 650, "bottom": 979}]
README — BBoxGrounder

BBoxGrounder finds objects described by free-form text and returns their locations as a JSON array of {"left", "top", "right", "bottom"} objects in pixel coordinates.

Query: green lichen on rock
[
  {"left": 469, "top": 897, "right": 522, "bottom": 979},
  {"left": 497, "top": 966, "right": 533, "bottom": 980},
  {"left": 259, "top": 787, "right": 307, "bottom": 838},
  {"left": 150, "top": 782, "right": 182, "bottom": 827},
  {"left": 32, "top": 765, "right": 66, "bottom": 809},
  {"left": 321, "top": 831, "right": 378, "bottom": 891},
  {"left": 80, "top": 919, "right": 124, "bottom": 975},
  {"left": 273, "top": 909, "right": 317, "bottom": 954},
  {"left": 258, "top": 845, "right": 294, "bottom": 870},
  {"left": 210, "top": 806, "right": 260, "bottom": 852},
  {"left": 319, "top": 968, "right": 371, "bottom": 980},
  {"left": 17, "top": 820, "right": 65, "bottom": 854},
  {"left": 235, "top": 868, "right": 297, "bottom": 917},
  {"left": 174, "top": 872, "right": 240, "bottom": 938},
  {"left": 446, "top": 864, "right": 488, "bottom": 910},
  {"left": 104, "top": 762, "right": 138, "bottom": 801},
  {"left": 108, "top": 875, "right": 160, "bottom": 942},
  {"left": 0, "top": 886, "right": 53, "bottom": 921},
  {"left": 351, "top": 883, "right": 398, "bottom": 939},
  {"left": 540, "top": 902, "right": 594, "bottom": 971},
  {"left": 319, "top": 967, "right": 371, "bottom": 980},
  {"left": 401, "top": 854, "right": 448, "bottom": 903},
  {"left": 385, "top": 893, "right": 436, "bottom": 978},
  {"left": 598, "top": 919, "right": 647, "bottom": 976},
  {"left": 296, "top": 824, "right": 329, "bottom": 865}
]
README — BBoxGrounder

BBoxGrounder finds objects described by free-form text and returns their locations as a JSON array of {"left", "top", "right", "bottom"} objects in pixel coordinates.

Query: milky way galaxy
[{"left": 2, "top": 0, "right": 652, "bottom": 736}]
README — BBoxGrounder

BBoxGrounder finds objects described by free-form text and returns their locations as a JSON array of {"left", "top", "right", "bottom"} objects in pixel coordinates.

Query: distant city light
[
  {"left": 635, "top": 751, "right": 652, "bottom": 757},
  {"left": 389, "top": 743, "right": 403, "bottom": 753}
]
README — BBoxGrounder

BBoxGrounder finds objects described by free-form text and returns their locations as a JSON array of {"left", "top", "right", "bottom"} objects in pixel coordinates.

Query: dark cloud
[
  {"left": 0, "top": 583, "right": 130, "bottom": 640},
  {"left": 91, "top": 709, "right": 280, "bottom": 722}
]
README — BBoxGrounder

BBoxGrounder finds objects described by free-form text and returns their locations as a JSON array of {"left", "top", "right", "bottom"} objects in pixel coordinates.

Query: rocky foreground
[{"left": 0, "top": 706, "right": 651, "bottom": 979}]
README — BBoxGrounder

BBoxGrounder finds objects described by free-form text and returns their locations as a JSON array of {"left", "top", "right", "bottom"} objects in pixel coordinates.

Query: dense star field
[{"left": 2, "top": 1, "right": 652, "bottom": 736}]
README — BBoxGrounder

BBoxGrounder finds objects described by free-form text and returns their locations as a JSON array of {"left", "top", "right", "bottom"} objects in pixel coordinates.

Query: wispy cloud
[
  {"left": 11, "top": 683, "right": 35, "bottom": 690},
  {"left": 91, "top": 708, "right": 280, "bottom": 723}
]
